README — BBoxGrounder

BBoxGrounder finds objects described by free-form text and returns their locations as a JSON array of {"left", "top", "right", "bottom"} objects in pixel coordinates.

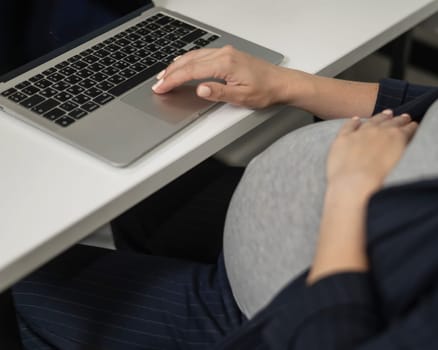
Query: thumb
[{"left": 196, "top": 82, "right": 242, "bottom": 104}]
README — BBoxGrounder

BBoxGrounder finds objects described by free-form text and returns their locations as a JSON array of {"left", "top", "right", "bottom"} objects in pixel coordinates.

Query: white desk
[{"left": 1, "top": 0, "right": 438, "bottom": 294}]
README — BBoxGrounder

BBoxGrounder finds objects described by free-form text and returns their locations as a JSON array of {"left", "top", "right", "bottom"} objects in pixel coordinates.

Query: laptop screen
[{"left": 0, "top": 0, "right": 153, "bottom": 81}]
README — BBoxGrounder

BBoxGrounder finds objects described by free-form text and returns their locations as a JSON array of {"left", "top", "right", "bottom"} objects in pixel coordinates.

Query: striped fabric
[{"left": 13, "top": 245, "right": 245, "bottom": 349}]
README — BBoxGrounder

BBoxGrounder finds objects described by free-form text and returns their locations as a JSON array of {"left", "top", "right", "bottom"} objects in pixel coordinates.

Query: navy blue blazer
[{"left": 216, "top": 79, "right": 438, "bottom": 350}]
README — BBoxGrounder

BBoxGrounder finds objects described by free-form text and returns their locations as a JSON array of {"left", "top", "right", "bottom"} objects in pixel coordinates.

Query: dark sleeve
[
  {"left": 373, "top": 79, "right": 438, "bottom": 122},
  {"left": 373, "top": 78, "right": 437, "bottom": 113},
  {"left": 219, "top": 271, "right": 438, "bottom": 350},
  {"left": 218, "top": 271, "right": 382, "bottom": 350}
]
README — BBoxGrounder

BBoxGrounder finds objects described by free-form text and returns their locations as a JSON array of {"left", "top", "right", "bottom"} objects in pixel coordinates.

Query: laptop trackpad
[{"left": 121, "top": 81, "right": 215, "bottom": 124}]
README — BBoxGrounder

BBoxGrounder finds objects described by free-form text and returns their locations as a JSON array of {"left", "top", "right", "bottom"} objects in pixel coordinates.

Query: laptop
[{"left": 0, "top": 1, "right": 283, "bottom": 167}]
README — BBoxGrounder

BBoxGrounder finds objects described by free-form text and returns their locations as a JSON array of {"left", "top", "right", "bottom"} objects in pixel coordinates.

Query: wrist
[
  {"left": 326, "top": 176, "right": 381, "bottom": 203},
  {"left": 276, "top": 68, "right": 316, "bottom": 106}
]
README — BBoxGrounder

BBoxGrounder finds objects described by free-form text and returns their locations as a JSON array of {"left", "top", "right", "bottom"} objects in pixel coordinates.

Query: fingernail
[
  {"left": 197, "top": 85, "right": 211, "bottom": 98},
  {"left": 352, "top": 116, "right": 360, "bottom": 120},
  {"left": 173, "top": 56, "right": 181, "bottom": 61},
  {"left": 156, "top": 70, "right": 166, "bottom": 80},
  {"left": 401, "top": 113, "right": 411, "bottom": 119},
  {"left": 382, "top": 109, "right": 393, "bottom": 116},
  {"left": 152, "top": 79, "right": 164, "bottom": 92}
]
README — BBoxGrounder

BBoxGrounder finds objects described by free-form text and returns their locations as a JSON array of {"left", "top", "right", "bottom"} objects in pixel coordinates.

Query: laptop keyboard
[{"left": 1, "top": 13, "right": 220, "bottom": 128}]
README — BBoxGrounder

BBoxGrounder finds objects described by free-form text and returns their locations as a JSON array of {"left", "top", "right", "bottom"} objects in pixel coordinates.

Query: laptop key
[
  {"left": 101, "top": 67, "right": 119, "bottom": 76},
  {"left": 55, "top": 116, "right": 76, "bottom": 127},
  {"left": 59, "top": 67, "right": 77, "bottom": 76},
  {"left": 29, "top": 74, "right": 44, "bottom": 83},
  {"left": 140, "top": 57, "right": 157, "bottom": 66},
  {"left": 8, "top": 92, "right": 28, "bottom": 103},
  {"left": 155, "top": 38, "right": 171, "bottom": 47},
  {"left": 71, "top": 61, "right": 88, "bottom": 70},
  {"left": 15, "top": 81, "right": 31, "bottom": 90},
  {"left": 207, "top": 35, "right": 219, "bottom": 42},
  {"left": 108, "top": 75, "right": 126, "bottom": 85},
  {"left": 64, "top": 75, "right": 82, "bottom": 85},
  {"left": 81, "top": 101, "right": 99, "bottom": 113},
  {"left": 22, "top": 86, "right": 40, "bottom": 96},
  {"left": 156, "top": 16, "right": 173, "bottom": 26},
  {"left": 162, "top": 46, "right": 177, "bottom": 55},
  {"left": 84, "top": 87, "right": 103, "bottom": 98},
  {"left": 83, "top": 55, "right": 100, "bottom": 64},
  {"left": 94, "top": 49, "right": 111, "bottom": 58},
  {"left": 35, "top": 79, "right": 53, "bottom": 89},
  {"left": 54, "top": 92, "right": 73, "bottom": 102},
  {"left": 20, "top": 95, "right": 45, "bottom": 109},
  {"left": 31, "top": 99, "right": 60, "bottom": 114},
  {"left": 72, "top": 94, "right": 91, "bottom": 104},
  {"left": 151, "top": 51, "right": 167, "bottom": 60},
  {"left": 55, "top": 61, "right": 69, "bottom": 69},
  {"left": 42, "top": 67, "right": 57, "bottom": 76},
  {"left": 47, "top": 73, "right": 65, "bottom": 83},
  {"left": 91, "top": 43, "right": 105, "bottom": 51},
  {"left": 60, "top": 101, "right": 79, "bottom": 112},
  {"left": 76, "top": 69, "right": 94, "bottom": 79},
  {"left": 105, "top": 44, "right": 121, "bottom": 53},
  {"left": 68, "top": 55, "right": 82, "bottom": 63},
  {"left": 120, "top": 69, "right": 137, "bottom": 79},
  {"left": 88, "top": 63, "right": 105, "bottom": 72},
  {"left": 43, "top": 108, "right": 65, "bottom": 121},
  {"left": 94, "top": 93, "right": 114, "bottom": 105},
  {"left": 165, "top": 33, "right": 182, "bottom": 42},
  {"left": 1, "top": 88, "right": 17, "bottom": 97},
  {"left": 194, "top": 38, "right": 210, "bottom": 47},
  {"left": 100, "top": 57, "right": 117, "bottom": 66},
  {"left": 171, "top": 40, "right": 186, "bottom": 49},
  {"left": 110, "top": 51, "right": 128, "bottom": 60},
  {"left": 120, "top": 46, "right": 137, "bottom": 55},
  {"left": 69, "top": 109, "right": 88, "bottom": 120},
  {"left": 113, "top": 61, "right": 129, "bottom": 70},
  {"left": 162, "top": 25, "right": 176, "bottom": 33},
  {"left": 124, "top": 55, "right": 141, "bottom": 64},
  {"left": 66, "top": 85, "right": 86, "bottom": 95},
  {"left": 40, "top": 88, "right": 58, "bottom": 98},
  {"left": 52, "top": 82, "right": 71, "bottom": 91},
  {"left": 80, "top": 49, "right": 94, "bottom": 57},
  {"left": 135, "top": 49, "right": 150, "bottom": 59},
  {"left": 115, "top": 38, "right": 130, "bottom": 47},
  {"left": 142, "top": 35, "right": 157, "bottom": 44},
  {"left": 96, "top": 81, "right": 115, "bottom": 91},
  {"left": 90, "top": 72, "right": 108, "bottom": 82},
  {"left": 181, "top": 29, "right": 207, "bottom": 43},
  {"left": 131, "top": 63, "right": 147, "bottom": 72},
  {"left": 109, "top": 61, "right": 166, "bottom": 96},
  {"left": 131, "top": 41, "right": 147, "bottom": 49}
]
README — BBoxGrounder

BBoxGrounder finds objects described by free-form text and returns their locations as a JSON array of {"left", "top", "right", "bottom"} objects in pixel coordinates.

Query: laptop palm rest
[{"left": 121, "top": 81, "right": 216, "bottom": 124}]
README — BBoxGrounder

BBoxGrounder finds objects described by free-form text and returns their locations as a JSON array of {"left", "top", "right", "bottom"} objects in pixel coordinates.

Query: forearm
[
  {"left": 278, "top": 68, "right": 379, "bottom": 120},
  {"left": 307, "top": 182, "right": 371, "bottom": 284}
]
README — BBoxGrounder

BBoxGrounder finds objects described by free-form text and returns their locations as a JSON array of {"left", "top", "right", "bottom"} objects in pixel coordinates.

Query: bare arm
[
  {"left": 152, "top": 46, "right": 378, "bottom": 120},
  {"left": 283, "top": 70, "right": 378, "bottom": 119}
]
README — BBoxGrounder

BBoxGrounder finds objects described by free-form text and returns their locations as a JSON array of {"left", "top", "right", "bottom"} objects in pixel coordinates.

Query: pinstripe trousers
[
  {"left": 13, "top": 159, "right": 246, "bottom": 349},
  {"left": 13, "top": 245, "right": 245, "bottom": 349}
]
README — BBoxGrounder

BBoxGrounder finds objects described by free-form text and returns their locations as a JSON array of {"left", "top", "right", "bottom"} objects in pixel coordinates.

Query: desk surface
[{"left": 1, "top": 0, "right": 437, "bottom": 293}]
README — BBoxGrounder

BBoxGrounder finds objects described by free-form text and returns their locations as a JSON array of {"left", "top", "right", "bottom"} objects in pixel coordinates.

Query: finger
[
  {"left": 196, "top": 82, "right": 247, "bottom": 104},
  {"left": 401, "top": 121, "right": 418, "bottom": 142},
  {"left": 337, "top": 116, "right": 362, "bottom": 136},
  {"left": 156, "top": 48, "right": 218, "bottom": 80},
  {"left": 363, "top": 109, "right": 393, "bottom": 127},
  {"left": 152, "top": 58, "right": 233, "bottom": 94},
  {"left": 381, "top": 113, "right": 412, "bottom": 127}
]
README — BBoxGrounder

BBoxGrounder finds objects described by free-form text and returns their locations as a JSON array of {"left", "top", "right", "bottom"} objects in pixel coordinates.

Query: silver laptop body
[{"left": 0, "top": 5, "right": 283, "bottom": 167}]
